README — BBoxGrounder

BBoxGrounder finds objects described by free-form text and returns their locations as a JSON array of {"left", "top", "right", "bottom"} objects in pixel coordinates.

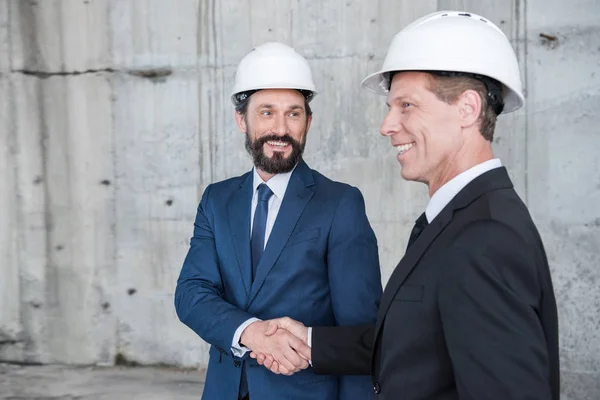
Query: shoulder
[
  {"left": 442, "top": 219, "right": 541, "bottom": 292},
  {"left": 309, "top": 168, "right": 364, "bottom": 201},
  {"left": 454, "top": 219, "right": 525, "bottom": 250},
  {"left": 203, "top": 172, "right": 250, "bottom": 198},
  {"left": 198, "top": 171, "right": 251, "bottom": 212}
]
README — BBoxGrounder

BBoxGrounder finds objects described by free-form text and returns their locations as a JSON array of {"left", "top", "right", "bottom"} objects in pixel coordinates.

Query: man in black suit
[{"left": 250, "top": 10, "right": 560, "bottom": 400}]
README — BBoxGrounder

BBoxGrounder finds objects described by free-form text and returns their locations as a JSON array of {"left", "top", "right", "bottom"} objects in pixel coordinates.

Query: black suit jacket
[{"left": 312, "top": 167, "right": 560, "bottom": 399}]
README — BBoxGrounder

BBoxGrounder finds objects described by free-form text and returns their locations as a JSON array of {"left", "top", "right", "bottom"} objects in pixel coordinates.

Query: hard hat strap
[
  {"left": 233, "top": 90, "right": 259, "bottom": 106},
  {"left": 386, "top": 70, "right": 506, "bottom": 115},
  {"left": 429, "top": 70, "right": 505, "bottom": 115},
  {"left": 233, "top": 89, "right": 315, "bottom": 106}
]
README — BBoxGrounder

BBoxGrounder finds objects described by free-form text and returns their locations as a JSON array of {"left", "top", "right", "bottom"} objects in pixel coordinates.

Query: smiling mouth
[
  {"left": 266, "top": 140, "right": 290, "bottom": 149},
  {"left": 395, "top": 142, "right": 415, "bottom": 155}
]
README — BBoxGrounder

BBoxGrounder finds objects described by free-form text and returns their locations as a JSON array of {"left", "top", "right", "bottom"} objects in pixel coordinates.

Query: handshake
[{"left": 240, "top": 317, "right": 311, "bottom": 376}]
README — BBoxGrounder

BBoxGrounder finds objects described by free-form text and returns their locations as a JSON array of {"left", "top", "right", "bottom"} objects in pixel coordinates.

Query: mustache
[
  {"left": 253, "top": 134, "right": 297, "bottom": 146},
  {"left": 245, "top": 131, "right": 306, "bottom": 174}
]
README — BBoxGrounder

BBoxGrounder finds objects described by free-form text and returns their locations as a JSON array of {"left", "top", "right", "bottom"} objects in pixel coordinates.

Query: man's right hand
[
  {"left": 240, "top": 320, "right": 310, "bottom": 375},
  {"left": 249, "top": 317, "right": 311, "bottom": 374},
  {"left": 263, "top": 317, "right": 309, "bottom": 344}
]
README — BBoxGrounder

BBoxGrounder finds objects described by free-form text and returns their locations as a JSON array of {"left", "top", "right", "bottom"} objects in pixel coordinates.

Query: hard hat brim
[
  {"left": 360, "top": 68, "right": 524, "bottom": 114},
  {"left": 230, "top": 84, "right": 318, "bottom": 106}
]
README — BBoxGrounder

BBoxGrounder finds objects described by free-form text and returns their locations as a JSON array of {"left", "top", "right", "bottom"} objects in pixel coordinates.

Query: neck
[
  {"left": 428, "top": 144, "right": 494, "bottom": 197},
  {"left": 256, "top": 168, "right": 275, "bottom": 182}
]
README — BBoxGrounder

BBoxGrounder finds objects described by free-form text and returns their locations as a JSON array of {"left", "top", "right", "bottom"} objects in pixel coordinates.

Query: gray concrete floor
[{"left": 0, "top": 363, "right": 206, "bottom": 399}]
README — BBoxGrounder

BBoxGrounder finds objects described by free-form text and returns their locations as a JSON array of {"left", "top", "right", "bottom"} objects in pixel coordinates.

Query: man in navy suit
[{"left": 174, "top": 42, "right": 382, "bottom": 400}]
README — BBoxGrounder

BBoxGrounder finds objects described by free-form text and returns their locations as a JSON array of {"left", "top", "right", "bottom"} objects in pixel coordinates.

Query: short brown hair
[{"left": 425, "top": 74, "right": 498, "bottom": 141}]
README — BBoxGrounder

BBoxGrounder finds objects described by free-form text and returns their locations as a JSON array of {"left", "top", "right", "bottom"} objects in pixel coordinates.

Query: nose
[
  {"left": 380, "top": 108, "right": 401, "bottom": 137},
  {"left": 273, "top": 113, "right": 289, "bottom": 136}
]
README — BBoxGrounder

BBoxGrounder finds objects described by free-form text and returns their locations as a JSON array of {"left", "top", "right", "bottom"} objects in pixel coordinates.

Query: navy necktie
[
  {"left": 406, "top": 212, "right": 428, "bottom": 250},
  {"left": 251, "top": 183, "right": 273, "bottom": 281},
  {"left": 239, "top": 184, "right": 273, "bottom": 399}
]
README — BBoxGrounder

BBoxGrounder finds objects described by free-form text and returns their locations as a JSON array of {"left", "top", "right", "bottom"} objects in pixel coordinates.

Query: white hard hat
[
  {"left": 361, "top": 11, "right": 524, "bottom": 113},
  {"left": 230, "top": 42, "right": 317, "bottom": 106}
]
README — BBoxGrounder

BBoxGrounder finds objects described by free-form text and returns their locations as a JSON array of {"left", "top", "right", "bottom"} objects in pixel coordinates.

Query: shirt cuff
[
  {"left": 231, "top": 317, "right": 260, "bottom": 357},
  {"left": 307, "top": 326, "right": 313, "bottom": 366}
]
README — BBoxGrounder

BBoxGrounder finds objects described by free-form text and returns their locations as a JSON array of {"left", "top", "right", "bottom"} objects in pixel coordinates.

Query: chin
[
  {"left": 400, "top": 168, "right": 419, "bottom": 182},
  {"left": 270, "top": 152, "right": 291, "bottom": 160}
]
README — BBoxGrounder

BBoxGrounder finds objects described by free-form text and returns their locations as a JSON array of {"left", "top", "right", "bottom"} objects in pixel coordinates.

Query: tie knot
[
  {"left": 406, "top": 212, "right": 428, "bottom": 250},
  {"left": 415, "top": 212, "right": 428, "bottom": 228},
  {"left": 257, "top": 183, "right": 273, "bottom": 202}
]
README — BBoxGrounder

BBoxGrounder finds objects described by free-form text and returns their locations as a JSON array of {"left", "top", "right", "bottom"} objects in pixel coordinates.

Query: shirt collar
[
  {"left": 425, "top": 158, "right": 502, "bottom": 223},
  {"left": 252, "top": 165, "right": 296, "bottom": 200}
]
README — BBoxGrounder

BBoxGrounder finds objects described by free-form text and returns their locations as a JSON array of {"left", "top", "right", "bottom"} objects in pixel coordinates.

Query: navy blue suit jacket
[{"left": 175, "top": 160, "right": 382, "bottom": 399}]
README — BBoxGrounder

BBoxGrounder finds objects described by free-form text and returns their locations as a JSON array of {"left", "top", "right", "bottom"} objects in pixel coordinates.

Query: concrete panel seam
[{"left": 10, "top": 68, "right": 179, "bottom": 82}]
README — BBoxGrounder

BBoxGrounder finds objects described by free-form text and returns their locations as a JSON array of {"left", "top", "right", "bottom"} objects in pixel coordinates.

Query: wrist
[
  {"left": 301, "top": 327, "right": 308, "bottom": 344},
  {"left": 240, "top": 320, "right": 261, "bottom": 347}
]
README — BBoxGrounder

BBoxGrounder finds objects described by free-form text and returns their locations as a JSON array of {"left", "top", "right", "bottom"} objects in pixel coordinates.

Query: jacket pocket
[
  {"left": 393, "top": 284, "right": 424, "bottom": 302},
  {"left": 285, "top": 227, "right": 320, "bottom": 247}
]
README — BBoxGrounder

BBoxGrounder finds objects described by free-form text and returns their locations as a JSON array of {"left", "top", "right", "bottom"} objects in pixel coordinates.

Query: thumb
[
  {"left": 264, "top": 320, "right": 279, "bottom": 336},
  {"left": 289, "top": 336, "right": 312, "bottom": 361},
  {"left": 296, "top": 344, "right": 312, "bottom": 361}
]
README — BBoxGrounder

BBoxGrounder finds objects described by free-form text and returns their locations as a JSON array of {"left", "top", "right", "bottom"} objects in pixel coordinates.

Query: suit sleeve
[
  {"left": 322, "top": 186, "right": 383, "bottom": 398},
  {"left": 312, "top": 324, "right": 375, "bottom": 375},
  {"left": 438, "top": 220, "right": 553, "bottom": 399},
  {"left": 174, "top": 184, "right": 255, "bottom": 352}
]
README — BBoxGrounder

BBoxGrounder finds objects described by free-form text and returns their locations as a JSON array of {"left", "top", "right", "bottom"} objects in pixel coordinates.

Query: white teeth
[
  {"left": 267, "top": 141, "right": 288, "bottom": 147},
  {"left": 395, "top": 142, "right": 415, "bottom": 154}
]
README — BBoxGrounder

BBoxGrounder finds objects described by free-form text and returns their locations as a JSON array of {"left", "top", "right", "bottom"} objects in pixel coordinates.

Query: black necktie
[{"left": 407, "top": 212, "right": 428, "bottom": 250}]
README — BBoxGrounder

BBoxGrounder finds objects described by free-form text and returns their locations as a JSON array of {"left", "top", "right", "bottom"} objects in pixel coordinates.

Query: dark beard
[{"left": 245, "top": 133, "right": 306, "bottom": 174}]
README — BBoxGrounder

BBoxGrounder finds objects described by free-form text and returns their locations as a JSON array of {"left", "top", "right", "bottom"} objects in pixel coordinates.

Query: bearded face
[
  {"left": 235, "top": 89, "right": 311, "bottom": 175},
  {"left": 244, "top": 132, "right": 307, "bottom": 174}
]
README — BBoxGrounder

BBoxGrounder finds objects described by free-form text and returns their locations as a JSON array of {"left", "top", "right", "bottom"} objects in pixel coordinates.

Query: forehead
[
  {"left": 248, "top": 89, "right": 305, "bottom": 108},
  {"left": 387, "top": 71, "right": 432, "bottom": 100}
]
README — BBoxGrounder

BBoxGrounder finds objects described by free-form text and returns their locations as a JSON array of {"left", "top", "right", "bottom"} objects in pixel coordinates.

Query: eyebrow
[
  {"left": 256, "top": 104, "right": 305, "bottom": 112},
  {"left": 386, "top": 95, "right": 413, "bottom": 108}
]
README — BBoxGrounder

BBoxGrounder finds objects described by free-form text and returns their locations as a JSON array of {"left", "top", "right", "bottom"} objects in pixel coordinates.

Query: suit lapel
[
  {"left": 248, "top": 160, "right": 315, "bottom": 305},
  {"left": 373, "top": 167, "right": 514, "bottom": 343},
  {"left": 227, "top": 172, "right": 253, "bottom": 296},
  {"left": 374, "top": 209, "right": 453, "bottom": 338}
]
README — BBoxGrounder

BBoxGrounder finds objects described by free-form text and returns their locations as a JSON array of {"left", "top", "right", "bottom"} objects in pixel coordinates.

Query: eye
[
  {"left": 289, "top": 111, "right": 300, "bottom": 117},
  {"left": 261, "top": 110, "right": 272, "bottom": 116},
  {"left": 402, "top": 102, "right": 412, "bottom": 109}
]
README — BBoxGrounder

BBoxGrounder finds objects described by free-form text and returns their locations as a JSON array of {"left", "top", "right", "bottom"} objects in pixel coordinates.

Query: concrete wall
[{"left": 0, "top": 0, "right": 598, "bottom": 398}]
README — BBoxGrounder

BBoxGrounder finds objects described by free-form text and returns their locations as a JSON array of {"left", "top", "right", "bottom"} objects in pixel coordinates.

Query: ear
[
  {"left": 458, "top": 90, "right": 482, "bottom": 129},
  {"left": 305, "top": 113, "right": 313, "bottom": 132},
  {"left": 234, "top": 111, "right": 247, "bottom": 134}
]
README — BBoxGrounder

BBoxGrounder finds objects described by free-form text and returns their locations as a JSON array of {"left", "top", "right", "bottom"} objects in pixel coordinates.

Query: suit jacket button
[
  {"left": 233, "top": 360, "right": 241, "bottom": 367},
  {"left": 373, "top": 382, "right": 381, "bottom": 394}
]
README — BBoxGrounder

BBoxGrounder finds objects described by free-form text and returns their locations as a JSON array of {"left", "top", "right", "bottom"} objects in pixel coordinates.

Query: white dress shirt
[
  {"left": 306, "top": 158, "right": 503, "bottom": 354},
  {"left": 230, "top": 167, "right": 295, "bottom": 357},
  {"left": 425, "top": 158, "right": 502, "bottom": 222}
]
